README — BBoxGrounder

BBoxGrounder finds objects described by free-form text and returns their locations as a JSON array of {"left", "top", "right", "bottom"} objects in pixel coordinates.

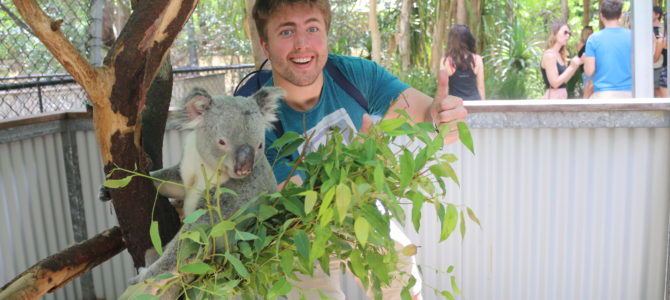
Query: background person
[
  {"left": 577, "top": 25, "right": 594, "bottom": 98},
  {"left": 583, "top": 0, "right": 632, "bottom": 98},
  {"left": 653, "top": 6, "right": 667, "bottom": 97},
  {"left": 540, "top": 22, "right": 583, "bottom": 99},
  {"left": 440, "top": 24, "right": 485, "bottom": 100}
]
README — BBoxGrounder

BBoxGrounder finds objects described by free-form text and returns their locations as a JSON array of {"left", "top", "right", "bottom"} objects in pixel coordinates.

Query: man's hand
[{"left": 431, "top": 70, "right": 467, "bottom": 145}]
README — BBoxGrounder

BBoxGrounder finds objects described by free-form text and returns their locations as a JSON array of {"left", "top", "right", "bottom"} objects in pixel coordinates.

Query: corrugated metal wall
[{"left": 1, "top": 108, "right": 669, "bottom": 300}]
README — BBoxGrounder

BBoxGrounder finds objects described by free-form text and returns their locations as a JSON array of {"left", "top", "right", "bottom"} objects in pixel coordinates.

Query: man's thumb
[{"left": 360, "top": 114, "right": 372, "bottom": 134}]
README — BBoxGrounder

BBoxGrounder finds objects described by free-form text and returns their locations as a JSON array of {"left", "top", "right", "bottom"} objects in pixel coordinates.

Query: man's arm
[
  {"left": 385, "top": 70, "right": 467, "bottom": 145},
  {"left": 583, "top": 56, "right": 595, "bottom": 76}
]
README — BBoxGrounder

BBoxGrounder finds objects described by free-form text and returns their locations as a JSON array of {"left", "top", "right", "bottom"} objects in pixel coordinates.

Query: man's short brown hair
[
  {"left": 253, "top": 0, "right": 332, "bottom": 42},
  {"left": 600, "top": 0, "right": 623, "bottom": 21}
]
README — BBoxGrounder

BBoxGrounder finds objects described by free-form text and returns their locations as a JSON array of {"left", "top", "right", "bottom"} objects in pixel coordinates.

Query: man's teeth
[{"left": 292, "top": 57, "right": 312, "bottom": 63}]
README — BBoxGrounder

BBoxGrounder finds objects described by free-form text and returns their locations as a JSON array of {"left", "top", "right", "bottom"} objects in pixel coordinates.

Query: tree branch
[
  {"left": 12, "top": 0, "right": 100, "bottom": 96},
  {"left": 0, "top": 227, "right": 125, "bottom": 300}
]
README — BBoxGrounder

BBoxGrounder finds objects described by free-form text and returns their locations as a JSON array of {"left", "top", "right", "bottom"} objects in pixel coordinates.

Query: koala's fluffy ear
[
  {"left": 173, "top": 87, "right": 212, "bottom": 129},
  {"left": 252, "top": 87, "right": 284, "bottom": 129}
]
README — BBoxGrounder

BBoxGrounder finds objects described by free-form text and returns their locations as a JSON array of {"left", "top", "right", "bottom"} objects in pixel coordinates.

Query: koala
[
  {"left": 150, "top": 86, "right": 283, "bottom": 218},
  {"left": 127, "top": 87, "right": 282, "bottom": 296}
]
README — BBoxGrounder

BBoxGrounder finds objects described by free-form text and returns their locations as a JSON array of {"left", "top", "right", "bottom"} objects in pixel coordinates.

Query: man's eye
[
  {"left": 307, "top": 26, "right": 319, "bottom": 33},
  {"left": 280, "top": 29, "right": 293, "bottom": 36}
]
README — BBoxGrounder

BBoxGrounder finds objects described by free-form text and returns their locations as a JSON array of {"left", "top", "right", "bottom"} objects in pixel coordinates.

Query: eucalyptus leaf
[
  {"left": 335, "top": 183, "right": 351, "bottom": 224},
  {"left": 269, "top": 131, "right": 303, "bottom": 149},
  {"left": 440, "top": 204, "right": 459, "bottom": 241},
  {"left": 300, "top": 190, "right": 318, "bottom": 214},
  {"left": 457, "top": 121, "right": 475, "bottom": 154},
  {"left": 183, "top": 209, "right": 207, "bottom": 224},
  {"left": 235, "top": 230, "right": 259, "bottom": 241},
  {"left": 451, "top": 275, "right": 462, "bottom": 295},
  {"left": 179, "top": 262, "right": 214, "bottom": 275},
  {"left": 210, "top": 221, "right": 235, "bottom": 237},
  {"left": 293, "top": 230, "right": 310, "bottom": 263},
  {"left": 224, "top": 252, "right": 249, "bottom": 279},
  {"left": 102, "top": 175, "right": 134, "bottom": 189},
  {"left": 149, "top": 221, "right": 162, "bottom": 256},
  {"left": 354, "top": 217, "right": 370, "bottom": 246}
]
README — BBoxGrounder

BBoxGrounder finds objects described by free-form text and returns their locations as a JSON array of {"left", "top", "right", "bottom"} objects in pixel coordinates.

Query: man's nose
[{"left": 294, "top": 31, "right": 307, "bottom": 49}]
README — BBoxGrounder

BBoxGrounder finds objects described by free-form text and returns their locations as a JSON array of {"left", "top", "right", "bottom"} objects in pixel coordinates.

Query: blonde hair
[{"left": 545, "top": 22, "right": 569, "bottom": 63}]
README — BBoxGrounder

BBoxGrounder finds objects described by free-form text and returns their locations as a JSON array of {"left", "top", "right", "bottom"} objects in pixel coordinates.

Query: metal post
[
  {"left": 187, "top": 18, "right": 199, "bottom": 67},
  {"left": 88, "top": 0, "right": 104, "bottom": 66},
  {"left": 61, "top": 121, "right": 95, "bottom": 299},
  {"left": 36, "top": 77, "right": 43, "bottom": 113},
  {"left": 632, "top": 0, "right": 654, "bottom": 98}
]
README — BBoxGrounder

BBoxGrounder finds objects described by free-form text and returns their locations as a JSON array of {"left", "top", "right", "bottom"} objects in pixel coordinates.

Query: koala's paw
[
  {"left": 128, "top": 267, "right": 149, "bottom": 285},
  {"left": 98, "top": 185, "right": 112, "bottom": 202}
]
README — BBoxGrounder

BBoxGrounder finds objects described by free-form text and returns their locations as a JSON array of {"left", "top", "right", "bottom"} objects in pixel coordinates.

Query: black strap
[{"left": 234, "top": 59, "right": 368, "bottom": 138}]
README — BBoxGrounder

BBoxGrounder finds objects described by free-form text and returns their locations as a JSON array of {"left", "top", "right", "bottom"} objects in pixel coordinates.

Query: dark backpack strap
[
  {"left": 233, "top": 59, "right": 368, "bottom": 139},
  {"left": 234, "top": 70, "right": 272, "bottom": 97},
  {"left": 325, "top": 61, "right": 368, "bottom": 112}
]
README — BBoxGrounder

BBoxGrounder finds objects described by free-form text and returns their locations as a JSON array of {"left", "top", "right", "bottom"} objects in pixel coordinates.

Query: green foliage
[
  {"left": 482, "top": 1, "right": 545, "bottom": 99},
  {"left": 119, "top": 117, "right": 476, "bottom": 299}
]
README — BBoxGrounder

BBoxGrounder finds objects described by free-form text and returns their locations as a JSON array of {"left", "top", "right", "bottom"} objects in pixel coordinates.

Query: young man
[
  {"left": 252, "top": 0, "right": 467, "bottom": 298},
  {"left": 583, "top": 0, "right": 632, "bottom": 98}
]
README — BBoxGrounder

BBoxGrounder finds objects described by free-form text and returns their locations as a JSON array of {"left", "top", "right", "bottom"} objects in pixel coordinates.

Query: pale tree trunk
[
  {"left": 398, "top": 0, "right": 412, "bottom": 72},
  {"left": 561, "top": 0, "right": 569, "bottom": 22},
  {"left": 456, "top": 0, "right": 466, "bottom": 25},
  {"left": 470, "top": 0, "right": 482, "bottom": 37},
  {"left": 583, "top": 0, "right": 591, "bottom": 27},
  {"left": 245, "top": 0, "right": 266, "bottom": 68},
  {"left": 11, "top": 0, "right": 196, "bottom": 275},
  {"left": 431, "top": 0, "right": 449, "bottom": 75},
  {"left": 368, "top": 0, "right": 382, "bottom": 63}
]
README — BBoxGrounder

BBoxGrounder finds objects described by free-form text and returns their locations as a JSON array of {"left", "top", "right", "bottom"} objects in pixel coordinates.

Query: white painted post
[{"left": 631, "top": 0, "right": 654, "bottom": 98}]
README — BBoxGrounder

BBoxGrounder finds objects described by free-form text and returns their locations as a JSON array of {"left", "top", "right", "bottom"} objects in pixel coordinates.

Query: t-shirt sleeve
[
  {"left": 334, "top": 56, "right": 410, "bottom": 117},
  {"left": 585, "top": 36, "right": 596, "bottom": 57}
]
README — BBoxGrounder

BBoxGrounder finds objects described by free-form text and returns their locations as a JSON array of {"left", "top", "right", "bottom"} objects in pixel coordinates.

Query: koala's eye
[
  {"left": 218, "top": 139, "right": 226, "bottom": 146},
  {"left": 258, "top": 143, "right": 263, "bottom": 149}
]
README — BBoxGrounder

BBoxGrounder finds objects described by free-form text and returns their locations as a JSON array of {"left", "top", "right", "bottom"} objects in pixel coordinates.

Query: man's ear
[{"left": 260, "top": 39, "right": 270, "bottom": 59}]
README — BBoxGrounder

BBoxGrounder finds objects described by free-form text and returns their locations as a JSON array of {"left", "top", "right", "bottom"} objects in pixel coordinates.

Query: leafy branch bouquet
[{"left": 118, "top": 114, "right": 477, "bottom": 300}]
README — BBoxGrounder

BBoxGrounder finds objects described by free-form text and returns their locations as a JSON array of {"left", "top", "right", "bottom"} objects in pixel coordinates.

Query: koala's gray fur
[
  {"left": 127, "top": 87, "right": 282, "bottom": 296},
  {"left": 151, "top": 86, "right": 282, "bottom": 217}
]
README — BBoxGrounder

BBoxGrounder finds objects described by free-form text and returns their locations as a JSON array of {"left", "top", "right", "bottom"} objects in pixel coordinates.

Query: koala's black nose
[{"left": 234, "top": 144, "right": 255, "bottom": 177}]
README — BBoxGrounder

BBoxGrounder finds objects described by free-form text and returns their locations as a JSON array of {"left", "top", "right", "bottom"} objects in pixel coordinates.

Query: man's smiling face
[{"left": 260, "top": 3, "right": 329, "bottom": 88}]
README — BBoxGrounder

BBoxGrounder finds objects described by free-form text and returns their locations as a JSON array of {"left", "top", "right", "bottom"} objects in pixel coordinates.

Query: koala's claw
[{"left": 98, "top": 185, "right": 112, "bottom": 202}]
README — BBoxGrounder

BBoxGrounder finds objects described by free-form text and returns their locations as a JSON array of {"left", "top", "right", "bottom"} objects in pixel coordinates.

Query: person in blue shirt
[
  {"left": 251, "top": 0, "right": 467, "bottom": 299},
  {"left": 583, "top": 0, "right": 632, "bottom": 98}
]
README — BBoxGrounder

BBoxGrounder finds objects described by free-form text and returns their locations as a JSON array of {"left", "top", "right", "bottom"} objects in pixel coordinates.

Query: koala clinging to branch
[
  {"left": 127, "top": 87, "right": 282, "bottom": 295},
  {"left": 151, "top": 86, "right": 283, "bottom": 218}
]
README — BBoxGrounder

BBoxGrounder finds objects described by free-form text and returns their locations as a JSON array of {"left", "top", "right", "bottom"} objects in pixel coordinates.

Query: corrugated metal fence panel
[
  {"left": 2, "top": 120, "right": 669, "bottom": 300},
  {"left": 0, "top": 133, "right": 82, "bottom": 300},
  {"left": 400, "top": 127, "right": 670, "bottom": 300}
]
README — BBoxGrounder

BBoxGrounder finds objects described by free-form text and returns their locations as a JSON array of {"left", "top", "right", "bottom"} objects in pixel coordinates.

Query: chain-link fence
[
  {"left": 0, "top": 0, "right": 257, "bottom": 120},
  {"left": 0, "top": 65, "right": 255, "bottom": 119}
]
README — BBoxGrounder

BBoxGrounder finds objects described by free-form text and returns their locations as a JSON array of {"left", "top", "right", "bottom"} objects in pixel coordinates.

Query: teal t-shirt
[
  {"left": 264, "top": 54, "right": 410, "bottom": 183},
  {"left": 584, "top": 27, "right": 632, "bottom": 92}
]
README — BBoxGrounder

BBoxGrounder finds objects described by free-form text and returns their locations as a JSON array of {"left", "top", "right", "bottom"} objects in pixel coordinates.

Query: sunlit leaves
[
  {"left": 335, "top": 183, "right": 351, "bottom": 224},
  {"left": 354, "top": 217, "right": 370, "bottom": 246}
]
